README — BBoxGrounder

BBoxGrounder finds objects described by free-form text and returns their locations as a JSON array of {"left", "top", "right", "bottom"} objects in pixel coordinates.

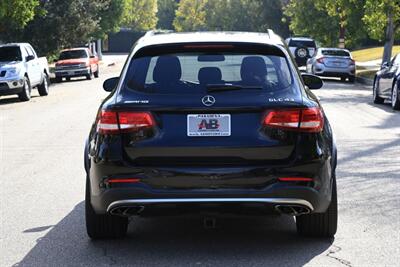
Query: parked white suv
[
  {"left": 285, "top": 37, "right": 317, "bottom": 67},
  {"left": 0, "top": 43, "right": 50, "bottom": 101}
]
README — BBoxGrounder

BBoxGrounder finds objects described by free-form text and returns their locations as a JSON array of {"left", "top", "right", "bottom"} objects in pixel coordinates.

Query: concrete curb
[{"left": 356, "top": 76, "right": 373, "bottom": 86}]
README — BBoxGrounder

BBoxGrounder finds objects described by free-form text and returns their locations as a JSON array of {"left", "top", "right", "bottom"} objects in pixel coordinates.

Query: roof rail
[{"left": 144, "top": 30, "right": 173, "bottom": 38}]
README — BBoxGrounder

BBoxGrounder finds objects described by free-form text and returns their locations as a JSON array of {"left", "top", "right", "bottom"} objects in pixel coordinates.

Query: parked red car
[{"left": 55, "top": 48, "right": 99, "bottom": 82}]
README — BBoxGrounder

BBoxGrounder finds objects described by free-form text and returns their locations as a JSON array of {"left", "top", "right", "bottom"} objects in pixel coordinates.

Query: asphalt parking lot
[{"left": 0, "top": 59, "right": 399, "bottom": 267}]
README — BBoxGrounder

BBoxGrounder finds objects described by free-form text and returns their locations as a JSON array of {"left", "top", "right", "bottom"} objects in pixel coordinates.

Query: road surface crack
[{"left": 326, "top": 245, "right": 352, "bottom": 267}]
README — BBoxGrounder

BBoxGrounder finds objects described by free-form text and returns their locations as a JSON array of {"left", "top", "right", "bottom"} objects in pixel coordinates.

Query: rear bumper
[
  {"left": 55, "top": 67, "right": 90, "bottom": 77},
  {"left": 88, "top": 159, "right": 333, "bottom": 215},
  {"left": 313, "top": 63, "right": 355, "bottom": 77}
]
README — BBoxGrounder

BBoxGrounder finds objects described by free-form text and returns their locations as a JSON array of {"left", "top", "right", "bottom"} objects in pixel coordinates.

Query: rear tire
[
  {"left": 296, "top": 176, "right": 338, "bottom": 238},
  {"left": 348, "top": 76, "right": 355, "bottom": 83},
  {"left": 18, "top": 76, "right": 31, "bottom": 101},
  {"left": 373, "top": 78, "right": 385, "bottom": 104},
  {"left": 85, "top": 176, "right": 128, "bottom": 239},
  {"left": 66, "top": 77, "right": 71, "bottom": 82},
  {"left": 38, "top": 72, "right": 49, "bottom": 96},
  {"left": 340, "top": 76, "right": 347, "bottom": 82},
  {"left": 94, "top": 65, "right": 99, "bottom": 78},
  {"left": 86, "top": 70, "right": 93, "bottom": 80},
  {"left": 392, "top": 81, "right": 400, "bottom": 110},
  {"left": 55, "top": 76, "right": 62, "bottom": 83}
]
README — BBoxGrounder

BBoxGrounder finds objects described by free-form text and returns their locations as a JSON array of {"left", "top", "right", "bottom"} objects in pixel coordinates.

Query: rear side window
[
  {"left": 321, "top": 50, "right": 350, "bottom": 57},
  {"left": 289, "top": 40, "right": 316, "bottom": 48},
  {"left": 123, "top": 51, "right": 295, "bottom": 95}
]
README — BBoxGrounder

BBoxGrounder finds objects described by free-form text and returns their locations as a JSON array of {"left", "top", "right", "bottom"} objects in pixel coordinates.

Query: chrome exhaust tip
[
  {"left": 275, "top": 205, "right": 311, "bottom": 216},
  {"left": 109, "top": 206, "right": 145, "bottom": 217}
]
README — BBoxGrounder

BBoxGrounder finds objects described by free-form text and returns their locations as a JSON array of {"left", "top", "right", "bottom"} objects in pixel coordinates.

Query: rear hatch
[
  {"left": 321, "top": 49, "right": 353, "bottom": 68},
  {"left": 323, "top": 56, "right": 352, "bottom": 68},
  {"left": 116, "top": 91, "right": 304, "bottom": 166},
  {"left": 103, "top": 43, "right": 314, "bottom": 167}
]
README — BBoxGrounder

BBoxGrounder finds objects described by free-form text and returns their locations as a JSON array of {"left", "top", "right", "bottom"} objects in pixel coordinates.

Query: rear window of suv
[
  {"left": 123, "top": 45, "right": 296, "bottom": 95},
  {"left": 288, "top": 40, "right": 316, "bottom": 48}
]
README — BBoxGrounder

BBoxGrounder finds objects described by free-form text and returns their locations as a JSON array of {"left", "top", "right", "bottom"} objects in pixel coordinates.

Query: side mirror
[
  {"left": 381, "top": 62, "right": 389, "bottom": 69},
  {"left": 25, "top": 55, "right": 35, "bottom": 62},
  {"left": 90, "top": 55, "right": 96, "bottom": 59},
  {"left": 301, "top": 73, "right": 323, "bottom": 90},
  {"left": 103, "top": 77, "right": 119, "bottom": 92}
]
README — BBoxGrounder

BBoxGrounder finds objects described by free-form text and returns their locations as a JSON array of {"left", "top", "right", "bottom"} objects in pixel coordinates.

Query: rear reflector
[
  {"left": 263, "top": 108, "right": 324, "bottom": 133},
  {"left": 107, "top": 178, "right": 141, "bottom": 184},
  {"left": 278, "top": 177, "right": 313, "bottom": 182},
  {"left": 97, "top": 110, "right": 155, "bottom": 134}
]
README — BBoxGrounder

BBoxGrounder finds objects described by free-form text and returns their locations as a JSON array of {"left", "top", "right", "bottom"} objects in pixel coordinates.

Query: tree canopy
[
  {"left": 173, "top": 0, "right": 289, "bottom": 37},
  {"left": 1, "top": 0, "right": 398, "bottom": 58},
  {"left": 0, "top": 0, "right": 40, "bottom": 32},
  {"left": 123, "top": 0, "right": 158, "bottom": 31},
  {"left": 157, "top": 0, "right": 178, "bottom": 30}
]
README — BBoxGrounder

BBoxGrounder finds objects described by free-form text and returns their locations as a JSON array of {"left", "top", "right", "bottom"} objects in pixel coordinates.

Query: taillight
[
  {"left": 263, "top": 108, "right": 324, "bottom": 133},
  {"left": 97, "top": 110, "right": 155, "bottom": 134},
  {"left": 316, "top": 57, "right": 325, "bottom": 64},
  {"left": 97, "top": 110, "right": 119, "bottom": 134},
  {"left": 118, "top": 112, "right": 155, "bottom": 133},
  {"left": 349, "top": 59, "right": 355, "bottom": 65}
]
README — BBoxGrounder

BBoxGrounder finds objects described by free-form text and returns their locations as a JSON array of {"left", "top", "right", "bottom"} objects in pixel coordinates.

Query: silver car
[{"left": 306, "top": 48, "right": 356, "bottom": 82}]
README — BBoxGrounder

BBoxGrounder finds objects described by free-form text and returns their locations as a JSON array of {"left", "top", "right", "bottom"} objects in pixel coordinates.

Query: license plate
[
  {"left": 187, "top": 114, "right": 231, "bottom": 137},
  {"left": 68, "top": 71, "right": 74, "bottom": 75}
]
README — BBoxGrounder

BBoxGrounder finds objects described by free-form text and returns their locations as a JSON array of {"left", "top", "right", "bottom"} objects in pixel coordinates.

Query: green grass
[{"left": 352, "top": 46, "right": 400, "bottom": 62}]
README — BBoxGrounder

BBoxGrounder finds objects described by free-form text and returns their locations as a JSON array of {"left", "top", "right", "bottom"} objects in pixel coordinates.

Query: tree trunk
[
  {"left": 97, "top": 39, "right": 103, "bottom": 60},
  {"left": 382, "top": 10, "right": 394, "bottom": 65},
  {"left": 339, "top": 24, "right": 345, "bottom": 48}
]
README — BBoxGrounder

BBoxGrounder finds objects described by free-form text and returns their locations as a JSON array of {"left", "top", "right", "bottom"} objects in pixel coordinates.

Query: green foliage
[
  {"left": 284, "top": 0, "right": 340, "bottom": 47},
  {"left": 205, "top": 0, "right": 264, "bottom": 31},
  {"left": 1, "top": 0, "right": 128, "bottom": 56},
  {"left": 94, "top": 0, "right": 127, "bottom": 38},
  {"left": 313, "top": 0, "right": 368, "bottom": 48},
  {"left": 0, "top": 0, "right": 40, "bottom": 31},
  {"left": 123, "top": 0, "right": 158, "bottom": 31},
  {"left": 174, "top": 0, "right": 289, "bottom": 36},
  {"left": 157, "top": 0, "right": 178, "bottom": 30},
  {"left": 363, "top": 0, "right": 400, "bottom": 40},
  {"left": 173, "top": 0, "right": 208, "bottom": 31}
]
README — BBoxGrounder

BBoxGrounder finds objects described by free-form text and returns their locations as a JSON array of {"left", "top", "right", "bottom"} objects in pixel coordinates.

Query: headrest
[
  {"left": 240, "top": 56, "right": 267, "bottom": 82},
  {"left": 198, "top": 67, "right": 222, "bottom": 84},
  {"left": 153, "top": 56, "right": 182, "bottom": 83}
]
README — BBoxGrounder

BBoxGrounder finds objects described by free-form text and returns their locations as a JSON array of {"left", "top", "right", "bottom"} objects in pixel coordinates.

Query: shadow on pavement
[
  {"left": 0, "top": 95, "right": 40, "bottom": 106},
  {"left": 14, "top": 202, "right": 332, "bottom": 267}
]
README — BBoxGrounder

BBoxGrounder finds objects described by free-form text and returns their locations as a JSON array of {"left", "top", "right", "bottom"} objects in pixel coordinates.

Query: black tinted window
[
  {"left": 0, "top": 47, "right": 22, "bottom": 61},
  {"left": 124, "top": 53, "right": 295, "bottom": 95},
  {"left": 59, "top": 50, "right": 88, "bottom": 60},
  {"left": 321, "top": 50, "right": 350, "bottom": 57},
  {"left": 289, "top": 40, "right": 316, "bottom": 48}
]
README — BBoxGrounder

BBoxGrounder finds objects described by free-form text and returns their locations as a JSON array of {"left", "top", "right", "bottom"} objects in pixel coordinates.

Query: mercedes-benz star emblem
[{"left": 202, "top": 95, "right": 215, "bottom": 106}]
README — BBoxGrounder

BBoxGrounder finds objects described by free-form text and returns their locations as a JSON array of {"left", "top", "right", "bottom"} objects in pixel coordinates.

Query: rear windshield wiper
[{"left": 206, "top": 83, "right": 262, "bottom": 92}]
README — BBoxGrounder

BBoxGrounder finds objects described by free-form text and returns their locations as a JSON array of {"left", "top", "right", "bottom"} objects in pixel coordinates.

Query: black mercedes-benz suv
[{"left": 84, "top": 31, "right": 337, "bottom": 239}]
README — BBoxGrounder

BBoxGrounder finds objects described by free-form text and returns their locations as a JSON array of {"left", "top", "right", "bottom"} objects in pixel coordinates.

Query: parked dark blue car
[
  {"left": 373, "top": 53, "right": 400, "bottom": 110},
  {"left": 84, "top": 31, "right": 337, "bottom": 239}
]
